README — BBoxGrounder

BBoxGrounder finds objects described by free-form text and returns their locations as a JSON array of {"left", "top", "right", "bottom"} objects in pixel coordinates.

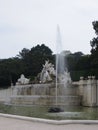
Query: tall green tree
[
  {"left": 0, "top": 57, "right": 24, "bottom": 87},
  {"left": 17, "top": 44, "right": 54, "bottom": 77},
  {"left": 90, "top": 21, "right": 98, "bottom": 68}
]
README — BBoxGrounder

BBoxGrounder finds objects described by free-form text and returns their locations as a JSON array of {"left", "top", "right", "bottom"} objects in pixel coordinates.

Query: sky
[{"left": 0, "top": 0, "right": 98, "bottom": 58}]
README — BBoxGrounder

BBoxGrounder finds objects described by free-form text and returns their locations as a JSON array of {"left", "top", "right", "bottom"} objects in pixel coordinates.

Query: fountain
[
  {"left": 1, "top": 26, "right": 98, "bottom": 120},
  {"left": 9, "top": 26, "right": 81, "bottom": 107},
  {"left": 10, "top": 59, "right": 80, "bottom": 106}
]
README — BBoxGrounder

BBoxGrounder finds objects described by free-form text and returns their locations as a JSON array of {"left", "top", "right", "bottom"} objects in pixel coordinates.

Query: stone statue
[
  {"left": 40, "top": 61, "right": 55, "bottom": 83},
  {"left": 16, "top": 74, "right": 30, "bottom": 85}
]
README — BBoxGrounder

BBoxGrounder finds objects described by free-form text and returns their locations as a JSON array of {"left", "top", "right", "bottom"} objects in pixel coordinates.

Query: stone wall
[
  {"left": 10, "top": 83, "right": 81, "bottom": 106},
  {"left": 11, "top": 77, "right": 98, "bottom": 107},
  {"left": 76, "top": 76, "right": 98, "bottom": 107}
]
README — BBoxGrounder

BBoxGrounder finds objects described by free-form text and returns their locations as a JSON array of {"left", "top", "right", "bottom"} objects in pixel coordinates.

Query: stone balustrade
[{"left": 77, "top": 76, "right": 98, "bottom": 107}]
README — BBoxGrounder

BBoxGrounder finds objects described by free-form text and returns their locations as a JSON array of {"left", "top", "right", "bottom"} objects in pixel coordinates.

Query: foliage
[
  {"left": 66, "top": 52, "right": 91, "bottom": 81},
  {"left": 0, "top": 44, "right": 54, "bottom": 87},
  {"left": 18, "top": 44, "right": 54, "bottom": 76},
  {"left": 0, "top": 58, "right": 24, "bottom": 87},
  {"left": 90, "top": 21, "right": 98, "bottom": 69},
  {"left": 66, "top": 52, "right": 84, "bottom": 71},
  {"left": 92, "top": 21, "right": 98, "bottom": 35}
]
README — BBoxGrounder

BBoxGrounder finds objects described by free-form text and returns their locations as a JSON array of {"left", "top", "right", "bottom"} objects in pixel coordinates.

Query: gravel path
[{"left": 0, "top": 116, "right": 98, "bottom": 130}]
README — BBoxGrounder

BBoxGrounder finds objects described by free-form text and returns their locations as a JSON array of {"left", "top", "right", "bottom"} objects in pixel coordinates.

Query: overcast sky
[{"left": 0, "top": 0, "right": 98, "bottom": 58}]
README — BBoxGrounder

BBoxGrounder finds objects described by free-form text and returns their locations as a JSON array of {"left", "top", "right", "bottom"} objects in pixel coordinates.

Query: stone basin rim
[{"left": 0, "top": 113, "right": 98, "bottom": 125}]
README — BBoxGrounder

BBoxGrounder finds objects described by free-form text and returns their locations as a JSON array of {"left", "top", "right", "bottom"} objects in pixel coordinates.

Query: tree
[
  {"left": 90, "top": 21, "right": 98, "bottom": 68},
  {"left": 16, "top": 44, "right": 54, "bottom": 77},
  {"left": 66, "top": 52, "right": 84, "bottom": 71},
  {"left": 0, "top": 57, "right": 25, "bottom": 87},
  {"left": 17, "top": 48, "right": 30, "bottom": 59},
  {"left": 92, "top": 21, "right": 98, "bottom": 34},
  {"left": 25, "top": 44, "right": 53, "bottom": 76}
]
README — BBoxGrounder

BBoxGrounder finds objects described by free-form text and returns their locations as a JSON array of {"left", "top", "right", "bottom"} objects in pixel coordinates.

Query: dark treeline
[
  {"left": 1, "top": 21, "right": 98, "bottom": 88},
  {"left": 0, "top": 44, "right": 54, "bottom": 88}
]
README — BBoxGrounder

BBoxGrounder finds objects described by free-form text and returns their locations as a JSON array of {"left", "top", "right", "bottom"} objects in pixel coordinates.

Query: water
[
  {"left": 56, "top": 25, "right": 65, "bottom": 106},
  {"left": 0, "top": 104, "right": 98, "bottom": 120},
  {"left": 55, "top": 25, "right": 71, "bottom": 106},
  {"left": 56, "top": 25, "right": 65, "bottom": 75}
]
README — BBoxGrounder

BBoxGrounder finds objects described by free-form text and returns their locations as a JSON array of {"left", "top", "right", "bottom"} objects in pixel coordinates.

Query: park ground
[{"left": 0, "top": 116, "right": 98, "bottom": 130}]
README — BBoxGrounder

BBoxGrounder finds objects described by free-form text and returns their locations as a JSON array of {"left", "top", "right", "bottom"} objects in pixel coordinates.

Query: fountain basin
[
  {"left": 10, "top": 95, "right": 81, "bottom": 106},
  {"left": 10, "top": 84, "right": 81, "bottom": 106}
]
